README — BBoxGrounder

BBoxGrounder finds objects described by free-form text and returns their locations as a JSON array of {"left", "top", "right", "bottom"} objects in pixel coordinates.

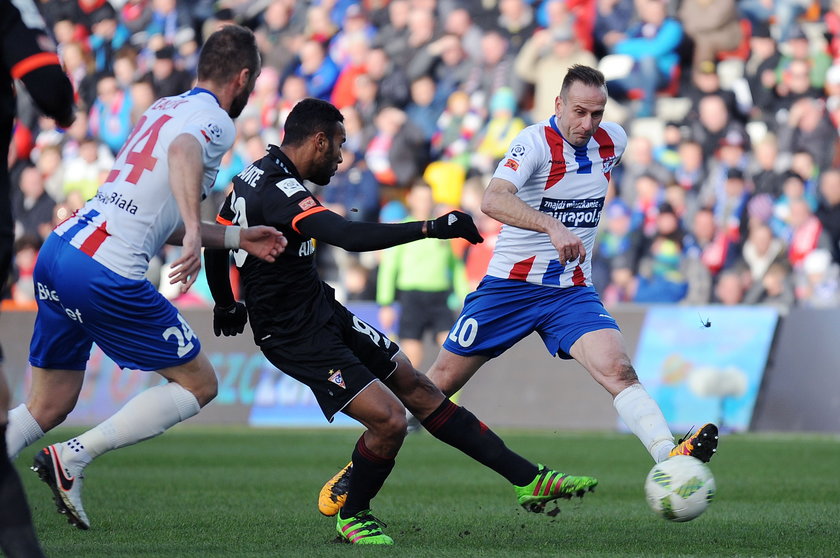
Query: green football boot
[
  {"left": 336, "top": 510, "right": 394, "bottom": 545},
  {"left": 514, "top": 465, "right": 598, "bottom": 513}
]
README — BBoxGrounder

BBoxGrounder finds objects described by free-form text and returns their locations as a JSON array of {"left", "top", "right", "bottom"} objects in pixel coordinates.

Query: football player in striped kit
[{"left": 5, "top": 25, "right": 286, "bottom": 531}]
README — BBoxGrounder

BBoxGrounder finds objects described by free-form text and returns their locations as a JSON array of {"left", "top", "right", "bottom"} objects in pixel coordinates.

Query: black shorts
[
  {"left": 260, "top": 300, "right": 400, "bottom": 421},
  {"left": 398, "top": 290, "right": 456, "bottom": 340}
]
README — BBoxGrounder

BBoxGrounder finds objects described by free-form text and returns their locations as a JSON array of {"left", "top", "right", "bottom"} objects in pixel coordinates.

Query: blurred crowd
[{"left": 5, "top": 0, "right": 840, "bottom": 313}]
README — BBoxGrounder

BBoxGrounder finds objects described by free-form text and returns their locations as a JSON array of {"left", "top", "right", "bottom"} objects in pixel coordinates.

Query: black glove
[
  {"left": 213, "top": 302, "right": 248, "bottom": 337},
  {"left": 426, "top": 211, "right": 484, "bottom": 244}
]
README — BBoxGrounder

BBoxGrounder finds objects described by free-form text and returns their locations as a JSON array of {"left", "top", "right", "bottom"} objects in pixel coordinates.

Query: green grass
[{"left": 16, "top": 427, "right": 840, "bottom": 557}]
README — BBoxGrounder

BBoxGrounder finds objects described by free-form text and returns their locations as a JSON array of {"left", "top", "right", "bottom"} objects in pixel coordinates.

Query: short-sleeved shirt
[
  {"left": 53, "top": 89, "right": 235, "bottom": 279},
  {"left": 487, "top": 116, "right": 627, "bottom": 288},
  {"left": 216, "top": 145, "right": 335, "bottom": 345}
]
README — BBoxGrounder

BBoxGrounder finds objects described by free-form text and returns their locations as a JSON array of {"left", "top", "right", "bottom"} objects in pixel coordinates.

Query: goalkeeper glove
[
  {"left": 213, "top": 302, "right": 248, "bottom": 337},
  {"left": 426, "top": 211, "right": 484, "bottom": 244}
]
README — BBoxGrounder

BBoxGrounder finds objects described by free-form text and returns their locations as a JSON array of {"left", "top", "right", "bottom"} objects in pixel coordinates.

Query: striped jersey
[
  {"left": 54, "top": 89, "right": 235, "bottom": 279},
  {"left": 486, "top": 116, "right": 627, "bottom": 288}
]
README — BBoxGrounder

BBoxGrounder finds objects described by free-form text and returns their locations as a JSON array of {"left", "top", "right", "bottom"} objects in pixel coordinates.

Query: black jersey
[{"left": 217, "top": 145, "right": 336, "bottom": 343}]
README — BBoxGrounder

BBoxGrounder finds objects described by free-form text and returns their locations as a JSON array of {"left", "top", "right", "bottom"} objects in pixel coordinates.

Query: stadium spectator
[
  {"left": 688, "top": 94, "right": 738, "bottom": 160},
  {"left": 777, "top": 98, "right": 838, "bottom": 173},
  {"left": 593, "top": 0, "right": 635, "bottom": 58},
  {"left": 795, "top": 249, "right": 840, "bottom": 307},
  {"left": 678, "top": 0, "right": 743, "bottom": 68},
  {"left": 62, "top": 136, "right": 114, "bottom": 209},
  {"left": 787, "top": 197, "right": 832, "bottom": 269},
  {"left": 143, "top": 44, "right": 194, "bottom": 99},
  {"left": 88, "top": 73, "right": 134, "bottom": 154},
  {"left": 377, "top": 181, "right": 468, "bottom": 366},
  {"left": 330, "top": 33, "right": 371, "bottom": 109},
  {"left": 254, "top": 0, "right": 304, "bottom": 73},
  {"left": 401, "top": 9, "right": 439, "bottom": 71},
  {"left": 743, "top": 260, "right": 795, "bottom": 308},
  {"left": 607, "top": 0, "right": 683, "bottom": 117},
  {"left": 683, "top": 61, "right": 743, "bottom": 124},
  {"left": 494, "top": 0, "right": 538, "bottom": 53},
  {"left": 743, "top": 20, "right": 781, "bottom": 120},
  {"left": 772, "top": 57, "right": 823, "bottom": 115},
  {"left": 406, "top": 34, "right": 473, "bottom": 97},
  {"left": 714, "top": 268, "right": 747, "bottom": 304},
  {"left": 376, "top": 0, "right": 412, "bottom": 67},
  {"left": 405, "top": 75, "right": 448, "bottom": 142},
  {"left": 815, "top": 169, "right": 840, "bottom": 263},
  {"left": 204, "top": 98, "right": 597, "bottom": 546},
  {"left": 363, "top": 46, "right": 410, "bottom": 109},
  {"left": 672, "top": 139, "right": 708, "bottom": 196},
  {"left": 442, "top": 7, "right": 484, "bottom": 62},
  {"left": 469, "top": 87, "right": 526, "bottom": 175},
  {"left": 514, "top": 26, "right": 598, "bottom": 122},
  {"left": 6, "top": 26, "right": 285, "bottom": 534},
  {"left": 462, "top": 30, "right": 524, "bottom": 111},
  {"left": 321, "top": 147, "right": 381, "bottom": 223},
  {"left": 740, "top": 221, "right": 786, "bottom": 283},
  {"left": 366, "top": 106, "right": 428, "bottom": 188},
  {"left": 430, "top": 89, "right": 484, "bottom": 169},
  {"left": 295, "top": 39, "right": 340, "bottom": 100},
  {"left": 12, "top": 166, "right": 55, "bottom": 241},
  {"left": 749, "top": 133, "right": 785, "bottom": 197},
  {"left": 619, "top": 136, "right": 671, "bottom": 207}
]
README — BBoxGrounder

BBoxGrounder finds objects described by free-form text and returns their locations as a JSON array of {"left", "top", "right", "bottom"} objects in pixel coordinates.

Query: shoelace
[
  {"left": 677, "top": 424, "right": 696, "bottom": 445},
  {"left": 355, "top": 512, "right": 388, "bottom": 534}
]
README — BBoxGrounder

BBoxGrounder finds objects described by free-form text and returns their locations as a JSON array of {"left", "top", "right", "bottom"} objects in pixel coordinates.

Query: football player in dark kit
[
  {"left": 1, "top": 0, "right": 75, "bottom": 556},
  {"left": 205, "top": 98, "right": 598, "bottom": 545}
]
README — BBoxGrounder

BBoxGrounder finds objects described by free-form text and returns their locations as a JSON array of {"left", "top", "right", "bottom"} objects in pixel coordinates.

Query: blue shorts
[
  {"left": 442, "top": 276, "right": 619, "bottom": 359},
  {"left": 29, "top": 234, "right": 201, "bottom": 371}
]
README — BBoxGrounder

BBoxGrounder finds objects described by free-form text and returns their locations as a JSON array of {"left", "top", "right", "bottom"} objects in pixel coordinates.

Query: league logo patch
[
  {"left": 276, "top": 178, "right": 305, "bottom": 197},
  {"left": 504, "top": 158, "right": 520, "bottom": 171},
  {"left": 202, "top": 122, "right": 223, "bottom": 141},
  {"left": 328, "top": 369, "right": 346, "bottom": 389},
  {"left": 298, "top": 196, "right": 317, "bottom": 211},
  {"left": 509, "top": 144, "right": 527, "bottom": 159}
]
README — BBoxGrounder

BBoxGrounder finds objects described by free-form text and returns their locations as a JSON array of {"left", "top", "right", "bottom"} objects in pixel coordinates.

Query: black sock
[
  {"left": 422, "top": 400, "right": 538, "bottom": 486},
  {"left": 0, "top": 424, "right": 46, "bottom": 558},
  {"left": 340, "top": 435, "right": 395, "bottom": 519}
]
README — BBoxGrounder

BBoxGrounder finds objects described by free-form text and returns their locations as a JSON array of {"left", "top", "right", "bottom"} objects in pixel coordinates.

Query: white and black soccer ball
[{"left": 644, "top": 455, "right": 715, "bottom": 522}]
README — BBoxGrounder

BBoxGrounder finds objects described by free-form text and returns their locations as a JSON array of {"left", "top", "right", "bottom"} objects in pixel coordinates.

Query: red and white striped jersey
[
  {"left": 486, "top": 116, "right": 627, "bottom": 288},
  {"left": 54, "top": 89, "right": 235, "bottom": 279}
]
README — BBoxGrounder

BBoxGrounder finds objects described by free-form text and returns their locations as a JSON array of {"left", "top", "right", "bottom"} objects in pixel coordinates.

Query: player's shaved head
[
  {"left": 197, "top": 25, "right": 260, "bottom": 85},
  {"left": 283, "top": 98, "right": 344, "bottom": 146}
]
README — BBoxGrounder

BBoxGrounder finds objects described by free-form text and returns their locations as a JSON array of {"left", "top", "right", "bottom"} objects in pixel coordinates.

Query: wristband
[{"left": 224, "top": 226, "right": 241, "bottom": 250}]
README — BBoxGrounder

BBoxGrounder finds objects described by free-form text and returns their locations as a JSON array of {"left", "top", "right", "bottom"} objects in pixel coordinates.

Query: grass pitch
[{"left": 16, "top": 427, "right": 840, "bottom": 557}]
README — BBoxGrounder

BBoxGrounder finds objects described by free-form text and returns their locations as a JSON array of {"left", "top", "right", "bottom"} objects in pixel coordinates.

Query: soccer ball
[{"left": 644, "top": 455, "right": 715, "bottom": 522}]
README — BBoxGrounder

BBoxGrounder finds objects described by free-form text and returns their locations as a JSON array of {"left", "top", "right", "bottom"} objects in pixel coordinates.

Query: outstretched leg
[{"left": 570, "top": 329, "right": 717, "bottom": 463}]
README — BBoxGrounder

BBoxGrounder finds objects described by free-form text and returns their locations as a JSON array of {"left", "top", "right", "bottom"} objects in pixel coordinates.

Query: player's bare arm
[
  {"left": 168, "top": 223, "right": 286, "bottom": 258},
  {"left": 166, "top": 133, "right": 205, "bottom": 291},
  {"left": 481, "top": 177, "right": 586, "bottom": 263}
]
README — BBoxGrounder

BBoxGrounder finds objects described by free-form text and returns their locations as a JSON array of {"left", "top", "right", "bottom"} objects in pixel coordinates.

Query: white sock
[
  {"left": 613, "top": 384, "right": 675, "bottom": 463},
  {"left": 6, "top": 404, "right": 45, "bottom": 459},
  {"left": 60, "top": 383, "right": 200, "bottom": 476}
]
